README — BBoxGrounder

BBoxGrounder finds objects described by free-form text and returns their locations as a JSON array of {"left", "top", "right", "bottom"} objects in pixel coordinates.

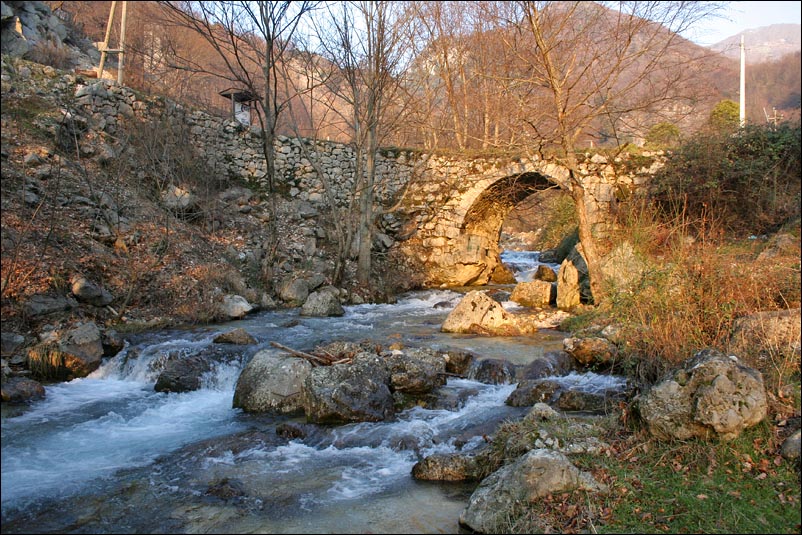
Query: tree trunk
[
  {"left": 567, "top": 166, "right": 606, "bottom": 305},
  {"left": 357, "top": 120, "right": 378, "bottom": 288}
]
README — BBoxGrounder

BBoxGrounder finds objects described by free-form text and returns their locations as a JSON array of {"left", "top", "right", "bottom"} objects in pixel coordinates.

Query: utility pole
[
  {"left": 739, "top": 35, "right": 745, "bottom": 127},
  {"left": 97, "top": 1, "right": 128, "bottom": 84}
]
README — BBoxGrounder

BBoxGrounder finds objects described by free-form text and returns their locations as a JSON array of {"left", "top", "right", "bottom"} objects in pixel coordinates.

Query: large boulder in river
[
  {"left": 534, "top": 265, "right": 557, "bottom": 282},
  {"left": 517, "top": 350, "right": 575, "bottom": 381},
  {"left": 441, "top": 291, "right": 523, "bottom": 336},
  {"left": 384, "top": 347, "right": 447, "bottom": 394},
  {"left": 213, "top": 328, "right": 257, "bottom": 345},
  {"left": 510, "top": 280, "right": 554, "bottom": 307},
  {"left": 443, "top": 350, "right": 477, "bottom": 376},
  {"left": 639, "top": 349, "right": 767, "bottom": 441},
  {"left": 300, "top": 286, "right": 344, "bottom": 317},
  {"left": 220, "top": 294, "right": 253, "bottom": 319},
  {"left": 459, "top": 449, "right": 606, "bottom": 534},
  {"left": 505, "top": 379, "right": 563, "bottom": 407},
  {"left": 556, "top": 260, "right": 582, "bottom": 310},
  {"left": 467, "top": 358, "right": 517, "bottom": 385},
  {"left": 1, "top": 377, "right": 46, "bottom": 402},
  {"left": 154, "top": 354, "right": 212, "bottom": 393},
  {"left": 233, "top": 350, "right": 312, "bottom": 414},
  {"left": 412, "top": 451, "right": 487, "bottom": 481},
  {"left": 302, "top": 352, "right": 393, "bottom": 424},
  {"left": 152, "top": 345, "right": 245, "bottom": 393}
]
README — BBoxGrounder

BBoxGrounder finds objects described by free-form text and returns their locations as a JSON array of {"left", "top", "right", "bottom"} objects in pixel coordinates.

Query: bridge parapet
[{"left": 71, "top": 79, "right": 665, "bottom": 288}]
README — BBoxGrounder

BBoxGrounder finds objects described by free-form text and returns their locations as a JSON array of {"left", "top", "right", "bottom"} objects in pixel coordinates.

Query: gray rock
[
  {"left": 459, "top": 449, "right": 605, "bottom": 533},
  {"left": 220, "top": 295, "right": 252, "bottom": 319},
  {"left": 510, "top": 279, "right": 553, "bottom": 307},
  {"left": 23, "top": 152, "right": 41, "bottom": 165},
  {"left": 233, "top": 350, "right": 311, "bottom": 414},
  {"left": 599, "top": 241, "right": 646, "bottom": 293},
  {"left": 468, "top": 358, "right": 517, "bottom": 385},
  {"left": 729, "top": 308, "right": 800, "bottom": 360},
  {"left": 27, "top": 321, "right": 104, "bottom": 379},
  {"left": 300, "top": 286, "right": 344, "bottom": 317},
  {"left": 538, "top": 249, "right": 560, "bottom": 264},
  {"left": 384, "top": 347, "right": 447, "bottom": 394},
  {"left": 305, "top": 273, "right": 327, "bottom": 292},
  {"left": 1, "top": 332, "right": 25, "bottom": 357},
  {"left": 302, "top": 352, "right": 393, "bottom": 424},
  {"left": 441, "top": 291, "right": 522, "bottom": 336},
  {"left": 443, "top": 350, "right": 476, "bottom": 376},
  {"left": 517, "top": 350, "right": 575, "bottom": 380},
  {"left": 506, "top": 379, "right": 562, "bottom": 407},
  {"left": 161, "top": 184, "right": 197, "bottom": 212},
  {"left": 780, "top": 429, "right": 800, "bottom": 460},
  {"left": 101, "top": 328, "right": 124, "bottom": 357},
  {"left": 524, "top": 402, "right": 560, "bottom": 422},
  {"left": 278, "top": 276, "right": 309, "bottom": 306},
  {"left": 563, "top": 337, "right": 618, "bottom": 367},
  {"left": 756, "top": 233, "right": 800, "bottom": 261},
  {"left": 556, "top": 260, "right": 581, "bottom": 310},
  {"left": 23, "top": 294, "right": 78, "bottom": 316},
  {"left": 534, "top": 265, "right": 557, "bottom": 282},
  {"left": 219, "top": 186, "right": 253, "bottom": 205},
  {"left": 213, "top": 328, "right": 257, "bottom": 345},
  {"left": 412, "top": 451, "right": 486, "bottom": 481},
  {"left": 639, "top": 349, "right": 767, "bottom": 441},
  {"left": 154, "top": 354, "right": 212, "bottom": 393},
  {"left": 556, "top": 389, "right": 624, "bottom": 413},
  {"left": 260, "top": 293, "right": 277, "bottom": 310},
  {"left": 1, "top": 377, "right": 46, "bottom": 402},
  {"left": 71, "top": 274, "right": 114, "bottom": 307}
]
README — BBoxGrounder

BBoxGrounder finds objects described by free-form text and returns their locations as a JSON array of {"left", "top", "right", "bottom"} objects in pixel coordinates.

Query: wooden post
[
  {"left": 97, "top": 1, "right": 117, "bottom": 79},
  {"left": 97, "top": 1, "right": 128, "bottom": 84},
  {"left": 118, "top": 1, "right": 127, "bottom": 85}
]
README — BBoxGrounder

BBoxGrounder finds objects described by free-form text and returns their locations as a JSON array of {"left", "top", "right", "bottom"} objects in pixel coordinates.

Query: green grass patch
[
  {"left": 500, "top": 419, "right": 800, "bottom": 534},
  {"left": 586, "top": 423, "right": 801, "bottom": 534}
]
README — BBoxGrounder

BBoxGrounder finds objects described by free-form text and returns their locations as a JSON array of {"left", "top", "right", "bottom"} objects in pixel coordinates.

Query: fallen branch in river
[{"left": 269, "top": 341, "right": 331, "bottom": 366}]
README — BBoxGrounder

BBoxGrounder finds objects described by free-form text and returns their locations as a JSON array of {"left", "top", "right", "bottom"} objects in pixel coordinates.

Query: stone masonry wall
[{"left": 67, "top": 76, "right": 663, "bottom": 287}]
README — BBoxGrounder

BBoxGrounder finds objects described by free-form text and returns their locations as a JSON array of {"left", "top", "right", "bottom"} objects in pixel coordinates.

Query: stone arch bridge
[
  {"left": 72, "top": 79, "right": 662, "bottom": 288},
  {"left": 391, "top": 154, "right": 652, "bottom": 287},
  {"left": 183, "top": 126, "right": 658, "bottom": 288}
]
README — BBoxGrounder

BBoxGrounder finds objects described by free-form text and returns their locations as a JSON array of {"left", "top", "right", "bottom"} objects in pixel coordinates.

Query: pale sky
[{"left": 683, "top": 1, "right": 802, "bottom": 46}]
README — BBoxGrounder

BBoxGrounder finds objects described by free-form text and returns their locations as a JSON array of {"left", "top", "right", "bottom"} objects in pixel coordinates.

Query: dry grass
[
  {"left": 592, "top": 196, "right": 801, "bottom": 387},
  {"left": 26, "top": 343, "right": 66, "bottom": 380},
  {"left": 23, "top": 40, "right": 73, "bottom": 70}
]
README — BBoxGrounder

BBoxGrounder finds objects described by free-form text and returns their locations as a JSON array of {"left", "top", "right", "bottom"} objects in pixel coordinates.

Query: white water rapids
[{"left": 1, "top": 251, "right": 625, "bottom": 533}]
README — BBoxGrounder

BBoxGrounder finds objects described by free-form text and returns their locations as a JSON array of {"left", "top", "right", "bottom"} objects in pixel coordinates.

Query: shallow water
[{"left": 1, "top": 252, "right": 617, "bottom": 534}]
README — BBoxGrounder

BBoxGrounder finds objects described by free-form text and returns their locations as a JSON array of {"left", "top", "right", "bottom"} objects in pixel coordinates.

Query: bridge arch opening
[
  {"left": 457, "top": 172, "right": 565, "bottom": 285},
  {"left": 500, "top": 185, "right": 574, "bottom": 253}
]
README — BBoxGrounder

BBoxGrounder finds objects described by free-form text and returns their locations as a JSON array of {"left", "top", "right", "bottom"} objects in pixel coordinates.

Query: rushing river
[{"left": 1, "top": 251, "right": 620, "bottom": 534}]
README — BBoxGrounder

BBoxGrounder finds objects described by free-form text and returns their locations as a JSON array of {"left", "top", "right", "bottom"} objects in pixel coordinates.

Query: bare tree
[
  {"left": 158, "top": 1, "right": 315, "bottom": 281},
  {"left": 312, "top": 1, "right": 415, "bottom": 289},
  {"left": 500, "top": 1, "right": 725, "bottom": 304}
]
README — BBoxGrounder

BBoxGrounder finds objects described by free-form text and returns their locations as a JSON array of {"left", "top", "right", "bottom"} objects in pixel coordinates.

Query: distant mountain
[{"left": 710, "top": 24, "right": 801, "bottom": 64}]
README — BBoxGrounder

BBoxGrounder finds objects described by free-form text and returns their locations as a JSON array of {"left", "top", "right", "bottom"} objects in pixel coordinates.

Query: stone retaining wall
[{"left": 68, "top": 76, "right": 663, "bottom": 286}]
